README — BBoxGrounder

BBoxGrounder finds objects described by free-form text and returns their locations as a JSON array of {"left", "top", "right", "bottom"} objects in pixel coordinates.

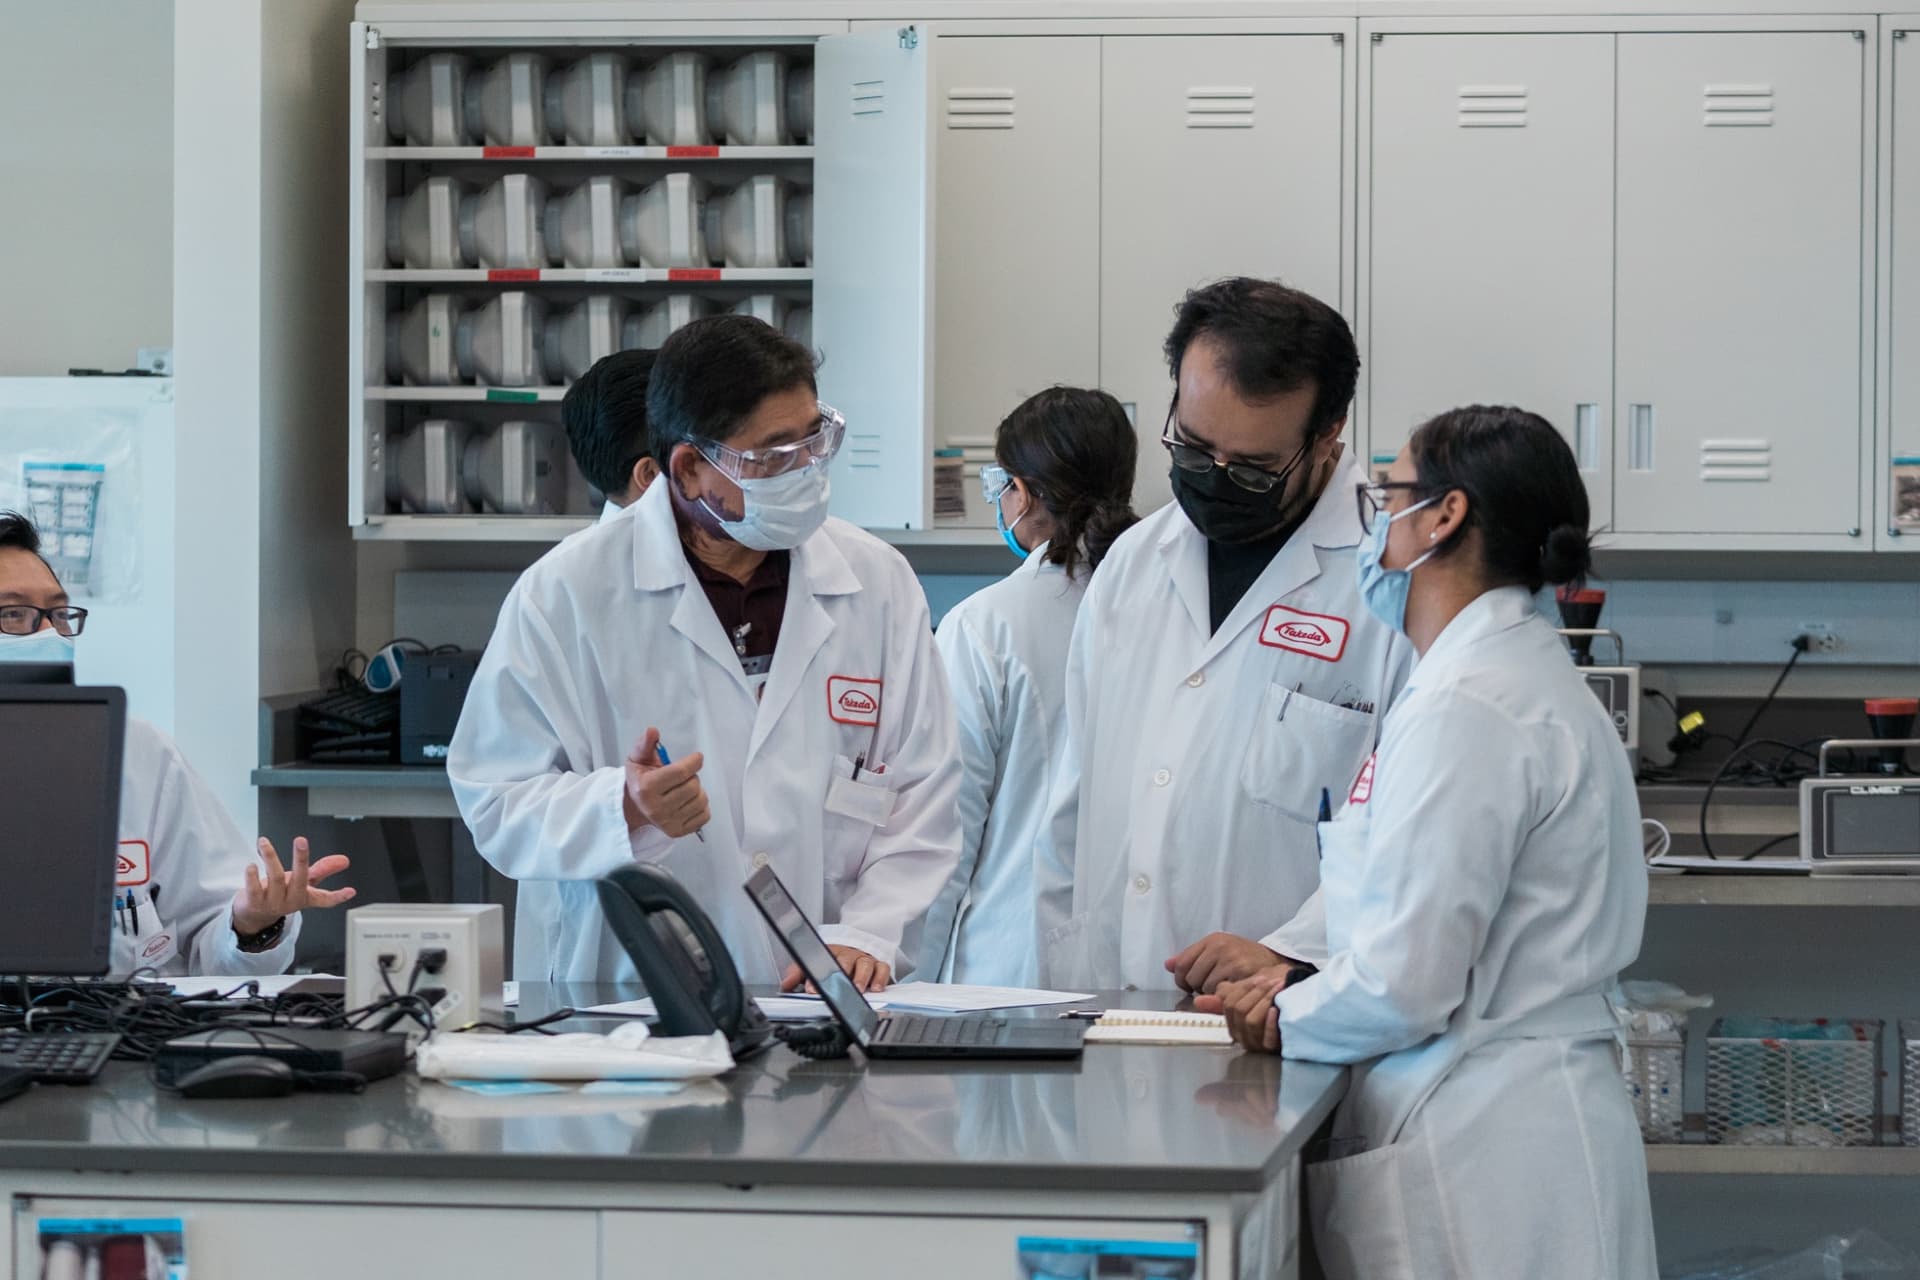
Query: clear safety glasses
[
  {"left": 1355, "top": 481, "right": 1433, "bottom": 534},
  {"left": 1161, "top": 408, "right": 1312, "bottom": 495},
  {"left": 980, "top": 462, "right": 1013, "bottom": 505},
  {"left": 698, "top": 403, "right": 846, "bottom": 482}
]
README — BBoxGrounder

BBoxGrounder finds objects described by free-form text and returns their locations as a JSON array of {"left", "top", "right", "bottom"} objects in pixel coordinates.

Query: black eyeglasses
[
  {"left": 1161, "top": 409, "right": 1311, "bottom": 495},
  {"left": 1355, "top": 482, "right": 1433, "bottom": 535},
  {"left": 0, "top": 605, "right": 88, "bottom": 637}
]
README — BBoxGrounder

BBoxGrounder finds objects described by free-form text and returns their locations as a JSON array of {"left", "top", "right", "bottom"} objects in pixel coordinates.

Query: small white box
[{"left": 347, "top": 903, "right": 505, "bottom": 1042}]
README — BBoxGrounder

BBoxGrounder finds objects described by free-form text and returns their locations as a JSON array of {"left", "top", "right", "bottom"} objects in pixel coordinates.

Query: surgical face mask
[
  {"left": 1355, "top": 496, "right": 1440, "bottom": 633},
  {"left": 982, "top": 463, "right": 1029, "bottom": 560},
  {"left": 697, "top": 460, "right": 831, "bottom": 551},
  {"left": 0, "top": 627, "right": 77, "bottom": 666}
]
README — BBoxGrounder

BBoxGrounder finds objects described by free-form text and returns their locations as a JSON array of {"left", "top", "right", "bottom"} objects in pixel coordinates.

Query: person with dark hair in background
[
  {"left": 449, "top": 315, "right": 960, "bottom": 991},
  {"left": 1037, "top": 278, "right": 1414, "bottom": 995},
  {"left": 1200, "top": 406, "right": 1656, "bottom": 1279},
  {"left": 561, "top": 348, "right": 659, "bottom": 528},
  {"left": 0, "top": 513, "right": 354, "bottom": 975},
  {"left": 917, "top": 387, "right": 1139, "bottom": 986}
]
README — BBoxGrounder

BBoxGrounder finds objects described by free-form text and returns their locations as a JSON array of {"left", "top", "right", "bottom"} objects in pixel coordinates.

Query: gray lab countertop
[{"left": 0, "top": 985, "right": 1346, "bottom": 1195}]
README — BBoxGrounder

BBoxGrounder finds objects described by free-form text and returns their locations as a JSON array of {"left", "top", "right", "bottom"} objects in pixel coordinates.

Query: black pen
[
  {"left": 128, "top": 890, "right": 141, "bottom": 934},
  {"left": 1058, "top": 1009, "right": 1106, "bottom": 1020}
]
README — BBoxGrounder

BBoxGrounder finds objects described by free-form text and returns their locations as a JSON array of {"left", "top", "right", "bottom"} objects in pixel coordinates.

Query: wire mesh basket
[
  {"left": 1902, "top": 1021, "right": 1920, "bottom": 1148},
  {"left": 1705, "top": 1018, "right": 1882, "bottom": 1147},
  {"left": 1624, "top": 1032, "right": 1686, "bottom": 1143}
]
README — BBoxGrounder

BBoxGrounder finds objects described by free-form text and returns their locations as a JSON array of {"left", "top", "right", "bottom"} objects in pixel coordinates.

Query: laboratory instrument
[
  {"left": 1557, "top": 588, "right": 1640, "bottom": 751},
  {"left": 1800, "top": 736, "right": 1920, "bottom": 873}
]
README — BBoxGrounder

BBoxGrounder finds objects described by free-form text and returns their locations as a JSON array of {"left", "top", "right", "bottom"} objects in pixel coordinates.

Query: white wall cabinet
[
  {"left": 1881, "top": 19, "right": 1920, "bottom": 547},
  {"left": 1364, "top": 22, "right": 1872, "bottom": 550},
  {"left": 1099, "top": 34, "right": 1347, "bottom": 512},
  {"left": 1613, "top": 32, "right": 1867, "bottom": 541}
]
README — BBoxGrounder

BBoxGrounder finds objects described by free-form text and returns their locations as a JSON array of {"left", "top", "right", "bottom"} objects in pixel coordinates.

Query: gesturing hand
[
  {"left": 233, "top": 837, "right": 355, "bottom": 937},
  {"left": 624, "top": 727, "right": 710, "bottom": 838}
]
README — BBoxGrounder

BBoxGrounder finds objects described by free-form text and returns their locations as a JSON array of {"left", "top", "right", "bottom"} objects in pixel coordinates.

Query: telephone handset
[{"left": 596, "top": 865, "right": 772, "bottom": 1060}]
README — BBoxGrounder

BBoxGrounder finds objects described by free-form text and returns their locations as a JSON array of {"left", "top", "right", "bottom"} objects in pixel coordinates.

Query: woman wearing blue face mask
[
  {"left": 1200, "top": 406, "right": 1656, "bottom": 1280},
  {"left": 919, "top": 387, "right": 1138, "bottom": 985}
]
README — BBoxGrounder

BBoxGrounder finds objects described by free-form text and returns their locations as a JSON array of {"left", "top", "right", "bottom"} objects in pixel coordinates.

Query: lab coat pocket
[
  {"left": 1239, "top": 684, "right": 1375, "bottom": 824},
  {"left": 822, "top": 754, "right": 899, "bottom": 878},
  {"left": 1041, "top": 911, "right": 1090, "bottom": 989},
  {"left": 1308, "top": 1138, "right": 1451, "bottom": 1280}
]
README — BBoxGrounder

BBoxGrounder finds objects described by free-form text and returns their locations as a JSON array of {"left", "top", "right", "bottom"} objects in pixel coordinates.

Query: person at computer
[
  {"left": 449, "top": 315, "right": 961, "bottom": 993},
  {"left": 0, "top": 512, "right": 354, "bottom": 976}
]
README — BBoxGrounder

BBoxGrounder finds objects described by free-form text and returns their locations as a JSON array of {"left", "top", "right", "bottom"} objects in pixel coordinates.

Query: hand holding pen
[{"left": 623, "top": 727, "right": 710, "bottom": 841}]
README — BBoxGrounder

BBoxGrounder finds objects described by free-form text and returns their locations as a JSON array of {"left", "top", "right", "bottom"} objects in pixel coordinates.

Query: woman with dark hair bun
[
  {"left": 1202, "top": 406, "right": 1656, "bottom": 1279},
  {"left": 918, "top": 387, "right": 1139, "bottom": 985}
]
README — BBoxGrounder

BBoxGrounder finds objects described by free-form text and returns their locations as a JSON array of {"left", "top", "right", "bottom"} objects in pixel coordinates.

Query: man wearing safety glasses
[
  {"left": 450, "top": 315, "right": 960, "bottom": 994},
  {"left": 1037, "top": 278, "right": 1414, "bottom": 996}
]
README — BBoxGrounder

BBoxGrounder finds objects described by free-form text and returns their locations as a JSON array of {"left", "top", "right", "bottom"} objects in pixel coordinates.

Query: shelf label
[
  {"left": 483, "top": 146, "right": 537, "bottom": 159},
  {"left": 487, "top": 268, "right": 542, "bottom": 282},
  {"left": 667, "top": 268, "right": 723, "bottom": 282},
  {"left": 666, "top": 145, "right": 721, "bottom": 159},
  {"left": 583, "top": 269, "right": 647, "bottom": 283},
  {"left": 485, "top": 389, "right": 541, "bottom": 403},
  {"left": 583, "top": 146, "right": 644, "bottom": 159}
]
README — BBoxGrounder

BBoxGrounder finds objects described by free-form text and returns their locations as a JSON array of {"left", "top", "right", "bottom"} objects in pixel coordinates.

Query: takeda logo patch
[
  {"left": 1259, "top": 605, "right": 1351, "bottom": 663},
  {"left": 827, "top": 676, "right": 883, "bottom": 726},
  {"left": 1349, "top": 755, "right": 1376, "bottom": 806},
  {"left": 116, "top": 840, "right": 151, "bottom": 888},
  {"left": 143, "top": 933, "right": 174, "bottom": 960}
]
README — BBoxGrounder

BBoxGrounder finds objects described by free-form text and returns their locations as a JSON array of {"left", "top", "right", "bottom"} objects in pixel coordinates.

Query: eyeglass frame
[
  {"left": 0, "top": 604, "right": 89, "bottom": 637},
  {"left": 980, "top": 462, "right": 1013, "bottom": 505},
  {"left": 1355, "top": 481, "right": 1438, "bottom": 535},
  {"left": 1160, "top": 406, "right": 1315, "bottom": 495},
  {"left": 696, "top": 403, "right": 847, "bottom": 482}
]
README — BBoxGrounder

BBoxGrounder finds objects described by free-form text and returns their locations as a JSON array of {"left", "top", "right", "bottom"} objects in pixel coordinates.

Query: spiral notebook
[{"left": 1084, "top": 1011, "right": 1233, "bottom": 1046}]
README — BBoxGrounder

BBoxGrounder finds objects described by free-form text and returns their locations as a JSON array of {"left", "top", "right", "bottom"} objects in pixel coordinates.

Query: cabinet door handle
[
  {"left": 1120, "top": 401, "right": 1138, "bottom": 427},
  {"left": 1574, "top": 403, "right": 1599, "bottom": 471},
  {"left": 1628, "top": 404, "right": 1656, "bottom": 472}
]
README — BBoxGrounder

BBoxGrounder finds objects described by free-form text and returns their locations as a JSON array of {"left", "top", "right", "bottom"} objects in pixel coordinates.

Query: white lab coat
[
  {"left": 1037, "top": 448, "right": 1415, "bottom": 991},
  {"left": 1276, "top": 587, "right": 1656, "bottom": 1279},
  {"left": 447, "top": 478, "right": 962, "bottom": 985},
  {"left": 112, "top": 718, "right": 300, "bottom": 977},
  {"left": 922, "top": 544, "right": 1085, "bottom": 985}
]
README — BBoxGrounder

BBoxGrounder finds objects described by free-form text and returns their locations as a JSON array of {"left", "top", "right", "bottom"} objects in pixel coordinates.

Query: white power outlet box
[{"left": 347, "top": 903, "right": 505, "bottom": 1040}]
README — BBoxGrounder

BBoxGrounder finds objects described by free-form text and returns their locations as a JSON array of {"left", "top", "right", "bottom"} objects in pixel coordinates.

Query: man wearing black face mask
[{"left": 1035, "top": 278, "right": 1416, "bottom": 996}]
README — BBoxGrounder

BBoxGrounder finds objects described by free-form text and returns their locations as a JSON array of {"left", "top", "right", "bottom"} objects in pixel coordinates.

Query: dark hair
[
  {"left": 562, "top": 348, "right": 657, "bottom": 499},
  {"left": 996, "top": 387, "right": 1140, "bottom": 578},
  {"left": 0, "top": 511, "right": 41, "bottom": 557},
  {"left": 1407, "top": 405, "right": 1594, "bottom": 592},
  {"left": 1163, "top": 278, "right": 1359, "bottom": 439},
  {"left": 646, "top": 314, "right": 818, "bottom": 466}
]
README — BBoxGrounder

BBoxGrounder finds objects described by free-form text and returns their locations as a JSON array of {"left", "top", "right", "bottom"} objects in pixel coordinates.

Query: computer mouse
[{"left": 173, "top": 1055, "right": 297, "bottom": 1099}]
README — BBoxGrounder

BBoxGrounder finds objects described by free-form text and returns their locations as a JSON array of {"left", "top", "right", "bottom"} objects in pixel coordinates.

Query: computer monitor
[
  {"left": 744, "top": 865, "right": 880, "bottom": 1045},
  {"left": 0, "top": 661, "right": 75, "bottom": 686},
  {"left": 0, "top": 686, "right": 125, "bottom": 975}
]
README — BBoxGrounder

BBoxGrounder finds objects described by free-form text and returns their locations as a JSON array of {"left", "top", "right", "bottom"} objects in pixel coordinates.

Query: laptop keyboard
[{"left": 877, "top": 1014, "right": 1006, "bottom": 1047}]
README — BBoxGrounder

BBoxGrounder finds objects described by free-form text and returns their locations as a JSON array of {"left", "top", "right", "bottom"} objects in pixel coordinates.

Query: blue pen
[{"left": 654, "top": 740, "right": 707, "bottom": 842}]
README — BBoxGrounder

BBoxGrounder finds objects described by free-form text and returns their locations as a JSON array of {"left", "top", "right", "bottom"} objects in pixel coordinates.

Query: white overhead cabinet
[
  {"left": 1881, "top": 20, "right": 1920, "bottom": 547},
  {"left": 1364, "top": 35, "right": 1615, "bottom": 515},
  {"left": 1099, "top": 35, "right": 1347, "bottom": 513},
  {"left": 1364, "top": 24, "right": 1871, "bottom": 549},
  {"left": 1613, "top": 32, "right": 1867, "bottom": 543}
]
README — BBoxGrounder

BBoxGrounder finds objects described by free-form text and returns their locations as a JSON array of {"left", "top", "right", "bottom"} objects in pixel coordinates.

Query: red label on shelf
[
  {"left": 667, "top": 269, "right": 724, "bottom": 282},
  {"left": 487, "top": 268, "right": 542, "bottom": 282},
  {"left": 666, "top": 146, "right": 721, "bottom": 158},
  {"left": 482, "top": 146, "right": 536, "bottom": 159}
]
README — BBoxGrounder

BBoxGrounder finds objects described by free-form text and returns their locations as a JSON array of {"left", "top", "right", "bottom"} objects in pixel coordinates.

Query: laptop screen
[{"left": 744, "top": 865, "right": 878, "bottom": 1043}]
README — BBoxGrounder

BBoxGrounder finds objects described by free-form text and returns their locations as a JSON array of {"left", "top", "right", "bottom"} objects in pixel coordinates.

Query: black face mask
[{"left": 1172, "top": 461, "right": 1307, "bottom": 546}]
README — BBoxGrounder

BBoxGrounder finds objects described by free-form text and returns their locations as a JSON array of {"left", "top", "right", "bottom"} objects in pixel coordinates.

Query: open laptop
[{"left": 745, "top": 866, "right": 1086, "bottom": 1060}]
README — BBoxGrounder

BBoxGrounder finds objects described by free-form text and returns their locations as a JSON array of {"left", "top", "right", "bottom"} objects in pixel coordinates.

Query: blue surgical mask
[
  {"left": 984, "top": 464, "right": 1030, "bottom": 561},
  {"left": 0, "top": 628, "right": 77, "bottom": 666},
  {"left": 1356, "top": 497, "right": 1440, "bottom": 633}
]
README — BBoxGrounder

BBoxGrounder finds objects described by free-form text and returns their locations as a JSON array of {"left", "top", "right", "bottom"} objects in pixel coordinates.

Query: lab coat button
[
  {"left": 1133, "top": 874, "right": 1151, "bottom": 895},
  {"left": 1186, "top": 672, "right": 1205, "bottom": 688},
  {"left": 1152, "top": 768, "right": 1171, "bottom": 787},
  {"left": 751, "top": 852, "right": 770, "bottom": 870}
]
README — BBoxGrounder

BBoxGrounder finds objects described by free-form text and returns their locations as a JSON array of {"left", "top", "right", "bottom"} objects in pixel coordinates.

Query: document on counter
[
  {"left": 1646, "top": 855, "right": 1805, "bottom": 875},
  {"left": 170, "top": 974, "right": 343, "bottom": 999},
  {"left": 583, "top": 995, "right": 839, "bottom": 1022},
  {"left": 875, "top": 983, "right": 1095, "bottom": 1013}
]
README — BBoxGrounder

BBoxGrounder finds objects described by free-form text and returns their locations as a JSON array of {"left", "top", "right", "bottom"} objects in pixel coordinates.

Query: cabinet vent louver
[
  {"left": 1459, "top": 85, "right": 1527, "bottom": 128},
  {"left": 946, "top": 87, "right": 1015, "bottom": 130},
  {"left": 1699, "top": 438, "right": 1773, "bottom": 482},
  {"left": 1704, "top": 84, "right": 1774, "bottom": 127},
  {"left": 1186, "top": 86, "right": 1254, "bottom": 129},
  {"left": 852, "top": 79, "right": 885, "bottom": 119}
]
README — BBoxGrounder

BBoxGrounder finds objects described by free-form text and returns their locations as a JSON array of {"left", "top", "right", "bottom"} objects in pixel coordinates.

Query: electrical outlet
[
  {"left": 1798, "top": 623, "right": 1841, "bottom": 654},
  {"left": 347, "top": 904, "right": 504, "bottom": 1041}
]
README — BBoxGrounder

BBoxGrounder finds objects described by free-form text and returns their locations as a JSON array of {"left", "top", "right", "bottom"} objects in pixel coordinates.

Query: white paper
[
  {"left": 503, "top": 981, "right": 519, "bottom": 1008},
  {"left": 414, "top": 1022, "right": 734, "bottom": 1081},
  {"left": 1647, "top": 856, "right": 1806, "bottom": 875},
  {"left": 873, "top": 983, "right": 1094, "bottom": 1013},
  {"left": 584, "top": 995, "right": 835, "bottom": 1022},
  {"left": 170, "top": 974, "right": 343, "bottom": 999}
]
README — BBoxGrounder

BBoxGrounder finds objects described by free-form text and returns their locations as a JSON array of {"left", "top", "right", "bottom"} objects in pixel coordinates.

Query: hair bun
[{"left": 1539, "top": 523, "right": 1593, "bottom": 587}]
